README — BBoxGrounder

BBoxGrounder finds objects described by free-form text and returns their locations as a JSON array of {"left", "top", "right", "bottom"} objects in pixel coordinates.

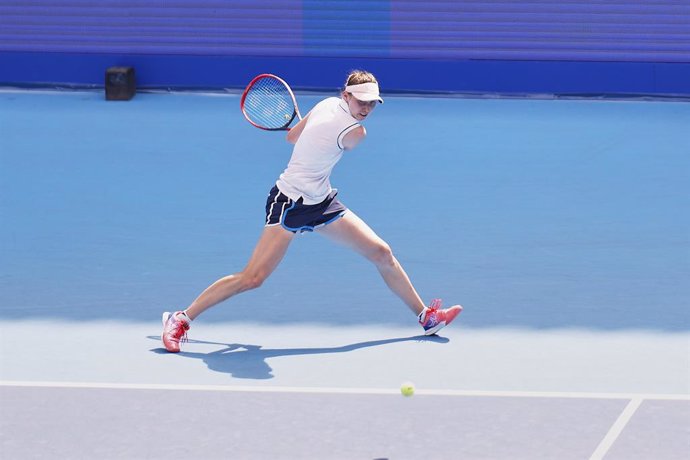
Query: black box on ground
[{"left": 105, "top": 67, "right": 136, "bottom": 101}]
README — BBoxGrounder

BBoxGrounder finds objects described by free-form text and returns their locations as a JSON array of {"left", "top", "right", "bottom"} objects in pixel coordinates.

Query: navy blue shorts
[{"left": 265, "top": 186, "right": 347, "bottom": 233}]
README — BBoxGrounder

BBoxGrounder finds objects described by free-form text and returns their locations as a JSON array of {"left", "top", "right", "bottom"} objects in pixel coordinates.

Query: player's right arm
[{"left": 286, "top": 112, "right": 311, "bottom": 144}]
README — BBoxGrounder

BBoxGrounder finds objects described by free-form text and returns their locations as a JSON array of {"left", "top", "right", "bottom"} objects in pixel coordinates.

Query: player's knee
[
  {"left": 241, "top": 270, "right": 267, "bottom": 291},
  {"left": 369, "top": 241, "right": 395, "bottom": 267}
]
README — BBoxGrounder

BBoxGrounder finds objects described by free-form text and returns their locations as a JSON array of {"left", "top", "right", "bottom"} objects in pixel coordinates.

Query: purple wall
[{"left": 1, "top": 1, "right": 688, "bottom": 94}]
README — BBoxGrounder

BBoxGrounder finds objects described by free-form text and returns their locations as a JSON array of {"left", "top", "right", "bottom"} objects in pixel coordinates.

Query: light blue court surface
[{"left": 1, "top": 90, "right": 689, "bottom": 459}]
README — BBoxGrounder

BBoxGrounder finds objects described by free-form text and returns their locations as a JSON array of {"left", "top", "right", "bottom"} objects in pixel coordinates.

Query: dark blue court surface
[{"left": 1, "top": 90, "right": 688, "bottom": 459}]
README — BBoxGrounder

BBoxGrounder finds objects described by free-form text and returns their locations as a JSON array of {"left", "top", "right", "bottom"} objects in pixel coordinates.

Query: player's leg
[
  {"left": 162, "top": 225, "right": 295, "bottom": 352},
  {"left": 316, "top": 210, "right": 426, "bottom": 315},
  {"left": 317, "top": 210, "right": 462, "bottom": 335},
  {"left": 184, "top": 225, "right": 295, "bottom": 319}
]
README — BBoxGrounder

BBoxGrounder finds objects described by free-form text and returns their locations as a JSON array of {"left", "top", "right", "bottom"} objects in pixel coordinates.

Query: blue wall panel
[
  {"left": 302, "top": 0, "right": 390, "bottom": 57},
  {"left": 0, "top": 1, "right": 689, "bottom": 95}
]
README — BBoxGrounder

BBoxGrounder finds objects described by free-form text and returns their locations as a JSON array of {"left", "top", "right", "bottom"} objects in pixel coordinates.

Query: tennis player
[{"left": 162, "top": 70, "right": 462, "bottom": 352}]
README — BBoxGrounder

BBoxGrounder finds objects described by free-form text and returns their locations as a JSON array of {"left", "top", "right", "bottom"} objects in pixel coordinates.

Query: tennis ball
[{"left": 400, "top": 382, "right": 415, "bottom": 397}]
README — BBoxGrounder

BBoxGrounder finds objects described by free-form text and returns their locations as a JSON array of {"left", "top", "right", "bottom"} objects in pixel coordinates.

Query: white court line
[
  {"left": 589, "top": 398, "right": 643, "bottom": 460},
  {"left": 1, "top": 381, "right": 689, "bottom": 401}
]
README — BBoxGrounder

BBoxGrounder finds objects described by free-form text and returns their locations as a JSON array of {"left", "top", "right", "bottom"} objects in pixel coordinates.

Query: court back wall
[{"left": 1, "top": 0, "right": 689, "bottom": 95}]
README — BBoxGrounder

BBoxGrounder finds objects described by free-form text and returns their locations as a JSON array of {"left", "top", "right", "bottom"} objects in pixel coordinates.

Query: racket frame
[{"left": 240, "top": 73, "right": 302, "bottom": 131}]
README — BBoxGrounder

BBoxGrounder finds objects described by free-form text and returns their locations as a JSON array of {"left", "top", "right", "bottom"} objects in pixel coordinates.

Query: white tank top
[{"left": 276, "top": 97, "right": 360, "bottom": 204}]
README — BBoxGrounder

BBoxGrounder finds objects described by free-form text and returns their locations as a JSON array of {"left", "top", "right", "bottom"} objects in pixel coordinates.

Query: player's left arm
[
  {"left": 286, "top": 111, "right": 311, "bottom": 144},
  {"left": 341, "top": 125, "right": 366, "bottom": 150}
]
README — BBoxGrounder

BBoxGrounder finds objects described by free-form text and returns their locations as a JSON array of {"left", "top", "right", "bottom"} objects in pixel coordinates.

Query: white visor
[{"left": 345, "top": 82, "right": 384, "bottom": 103}]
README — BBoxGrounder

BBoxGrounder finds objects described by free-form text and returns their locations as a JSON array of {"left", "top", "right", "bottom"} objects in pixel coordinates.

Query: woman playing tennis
[{"left": 162, "top": 70, "right": 462, "bottom": 352}]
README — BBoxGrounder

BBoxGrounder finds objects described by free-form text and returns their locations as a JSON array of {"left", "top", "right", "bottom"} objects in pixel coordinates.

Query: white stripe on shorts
[
  {"left": 278, "top": 196, "right": 290, "bottom": 224},
  {"left": 266, "top": 191, "right": 280, "bottom": 226}
]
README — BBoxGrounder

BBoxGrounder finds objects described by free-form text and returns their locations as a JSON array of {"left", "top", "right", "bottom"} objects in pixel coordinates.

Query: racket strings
[{"left": 243, "top": 77, "right": 296, "bottom": 130}]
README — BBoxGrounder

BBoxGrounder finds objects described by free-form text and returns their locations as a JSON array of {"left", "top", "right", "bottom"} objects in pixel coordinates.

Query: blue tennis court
[{"left": 1, "top": 89, "right": 688, "bottom": 459}]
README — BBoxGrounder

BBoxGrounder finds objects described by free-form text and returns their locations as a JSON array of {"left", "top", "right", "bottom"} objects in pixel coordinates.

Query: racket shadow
[{"left": 148, "top": 335, "right": 449, "bottom": 380}]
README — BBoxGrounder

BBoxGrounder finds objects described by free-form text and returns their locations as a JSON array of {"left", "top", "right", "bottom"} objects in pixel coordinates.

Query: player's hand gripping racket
[{"left": 240, "top": 74, "right": 302, "bottom": 131}]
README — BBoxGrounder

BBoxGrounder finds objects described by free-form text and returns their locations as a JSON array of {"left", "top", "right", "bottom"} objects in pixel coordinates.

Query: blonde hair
[{"left": 344, "top": 70, "right": 378, "bottom": 89}]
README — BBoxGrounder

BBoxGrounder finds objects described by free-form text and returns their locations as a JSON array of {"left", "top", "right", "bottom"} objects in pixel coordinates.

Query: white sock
[
  {"left": 418, "top": 308, "right": 429, "bottom": 323},
  {"left": 175, "top": 311, "right": 192, "bottom": 324}
]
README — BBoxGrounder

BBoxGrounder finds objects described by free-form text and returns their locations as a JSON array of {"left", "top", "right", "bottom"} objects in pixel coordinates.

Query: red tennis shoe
[
  {"left": 419, "top": 299, "right": 463, "bottom": 335},
  {"left": 161, "top": 311, "right": 189, "bottom": 353}
]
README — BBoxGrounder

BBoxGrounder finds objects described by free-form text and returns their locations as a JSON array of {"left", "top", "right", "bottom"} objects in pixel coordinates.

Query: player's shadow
[{"left": 149, "top": 335, "right": 449, "bottom": 380}]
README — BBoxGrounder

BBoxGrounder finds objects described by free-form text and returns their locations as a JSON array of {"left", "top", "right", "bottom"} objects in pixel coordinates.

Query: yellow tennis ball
[{"left": 400, "top": 382, "right": 415, "bottom": 397}]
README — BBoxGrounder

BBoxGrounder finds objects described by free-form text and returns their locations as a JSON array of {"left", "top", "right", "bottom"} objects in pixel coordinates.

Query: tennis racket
[{"left": 240, "top": 74, "right": 302, "bottom": 131}]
